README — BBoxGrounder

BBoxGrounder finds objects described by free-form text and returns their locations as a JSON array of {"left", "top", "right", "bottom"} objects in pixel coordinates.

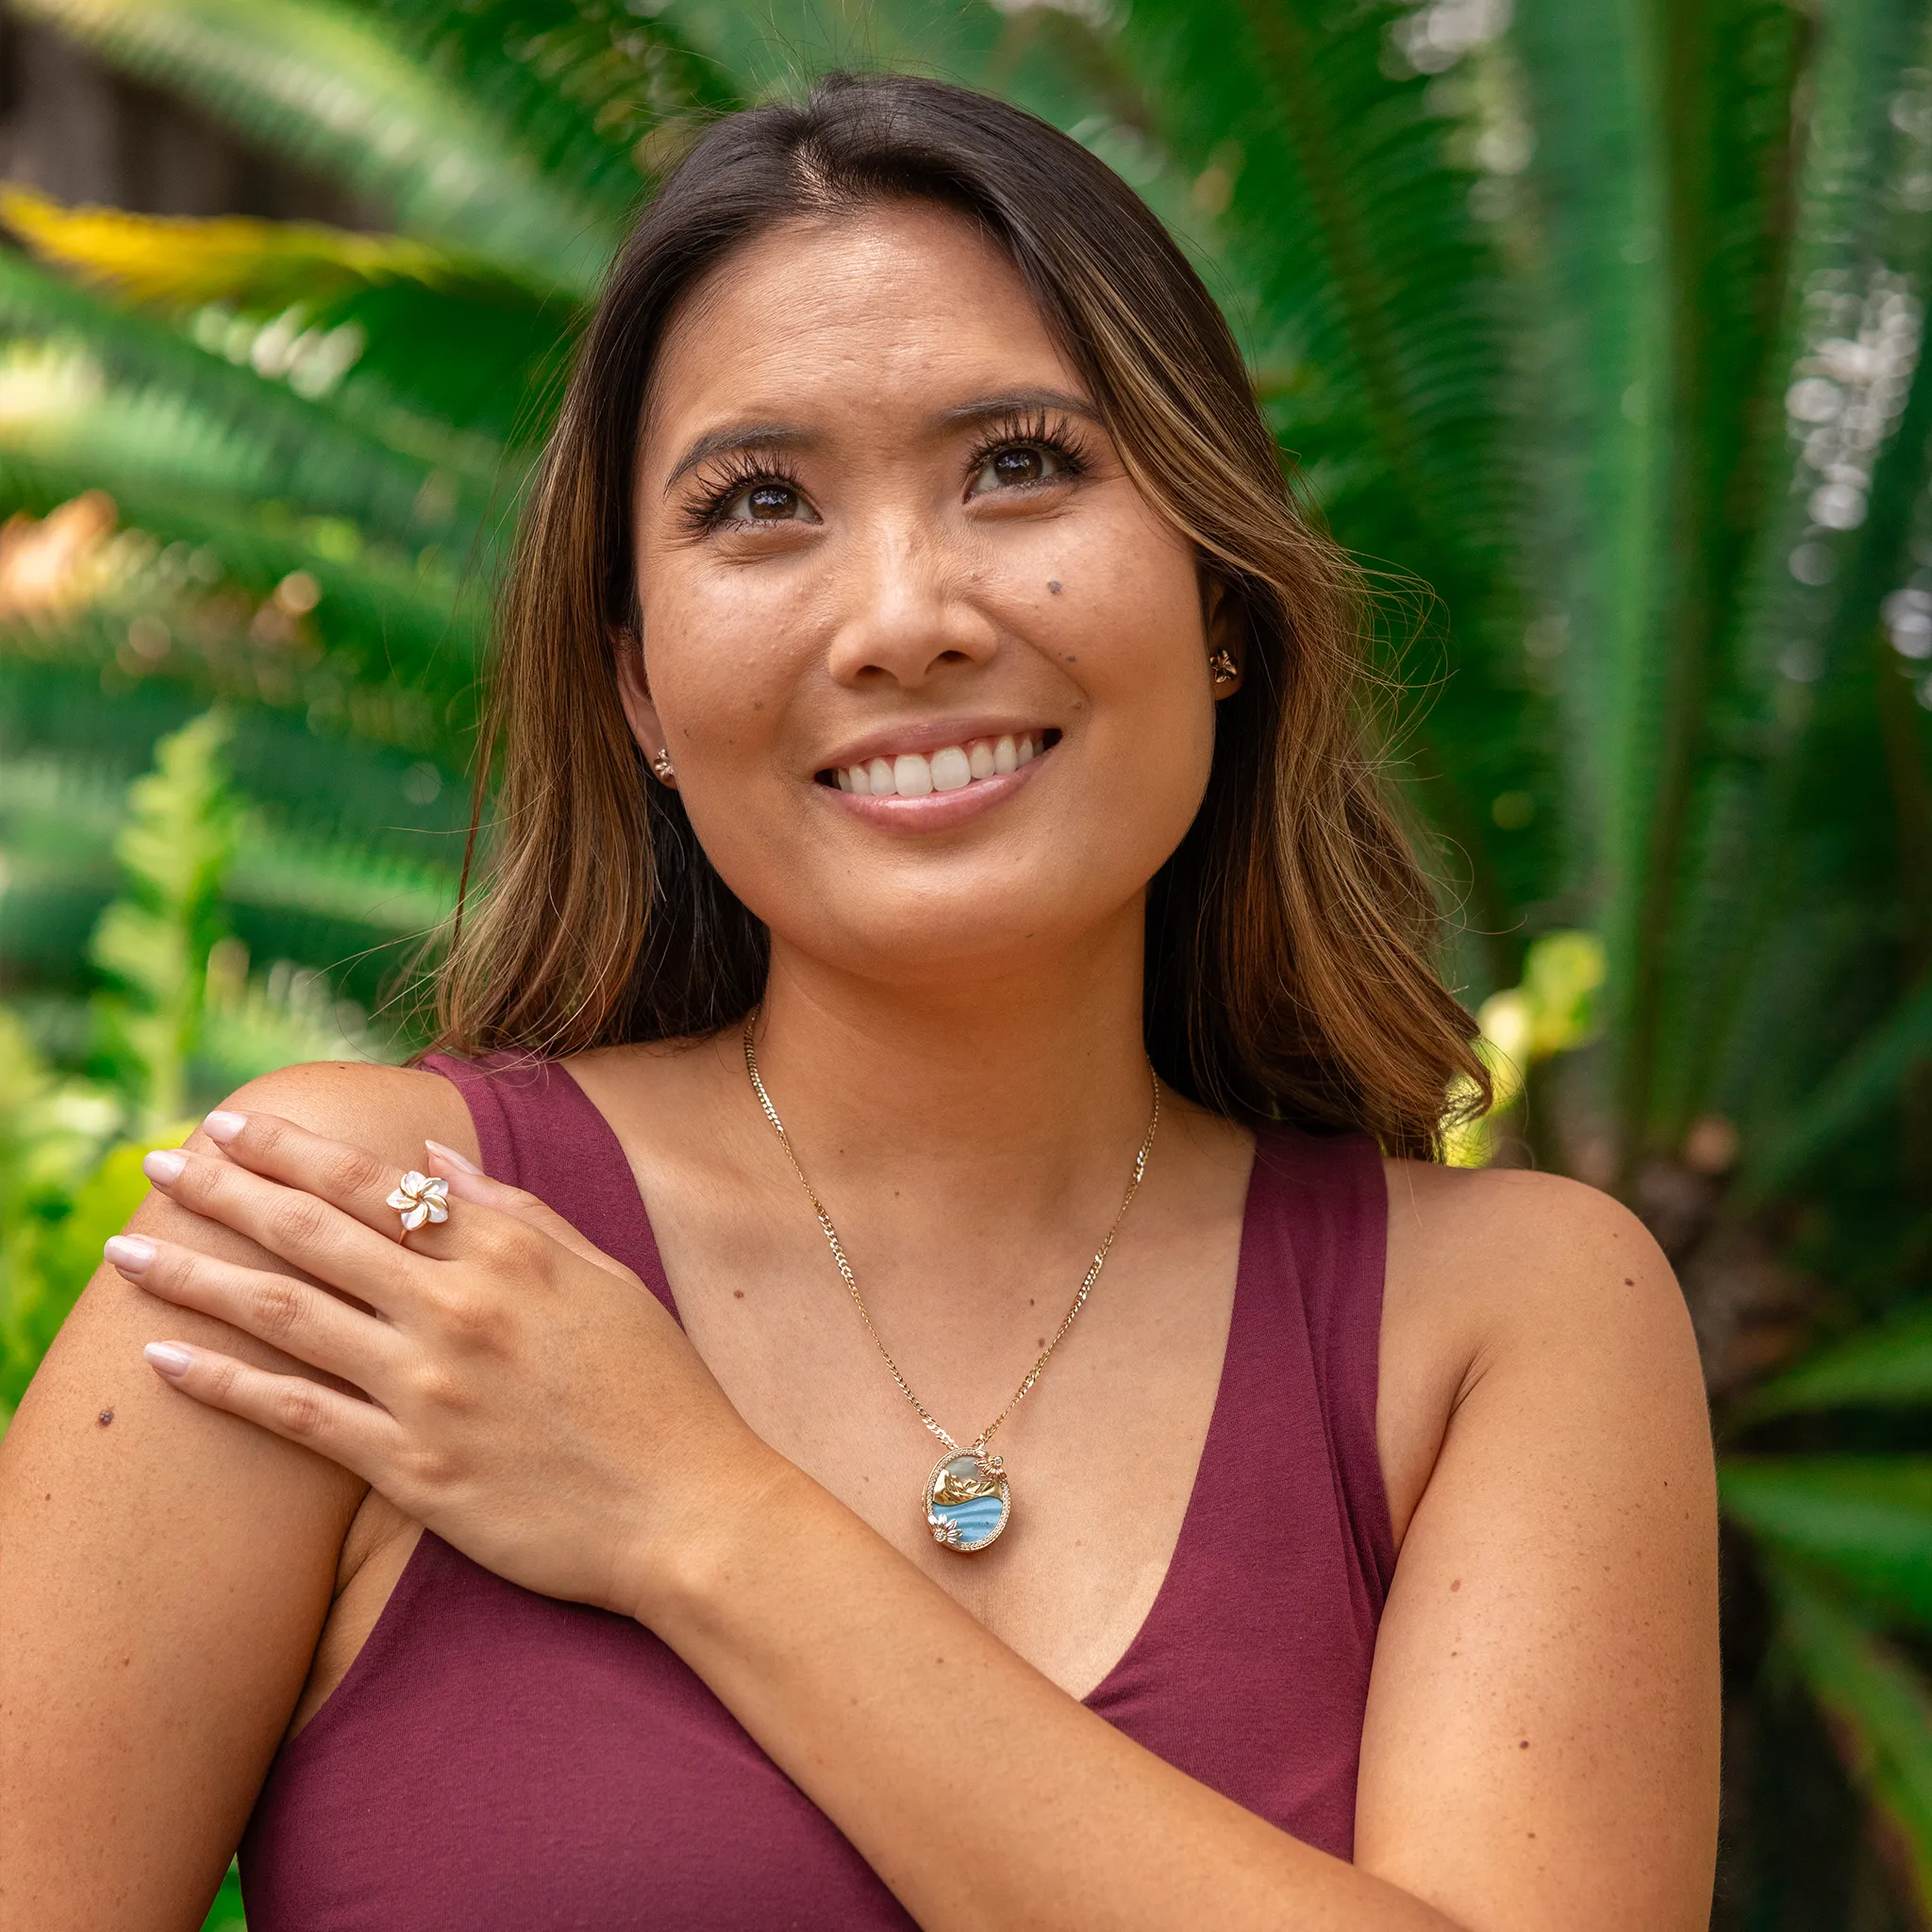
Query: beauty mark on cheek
[{"left": 1047, "top": 579, "right": 1061, "bottom": 594}]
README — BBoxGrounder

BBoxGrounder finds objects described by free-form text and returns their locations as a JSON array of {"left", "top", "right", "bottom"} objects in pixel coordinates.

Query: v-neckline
[{"left": 552, "top": 1059, "right": 1262, "bottom": 1709}]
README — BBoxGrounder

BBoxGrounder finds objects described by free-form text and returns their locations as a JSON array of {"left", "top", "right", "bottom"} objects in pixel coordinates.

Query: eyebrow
[
  {"left": 937, "top": 387, "right": 1104, "bottom": 429},
  {"left": 661, "top": 388, "right": 1106, "bottom": 494},
  {"left": 664, "top": 424, "right": 811, "bottom": 491}
]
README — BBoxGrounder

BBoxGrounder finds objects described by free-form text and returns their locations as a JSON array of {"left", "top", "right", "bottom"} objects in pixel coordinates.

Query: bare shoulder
[
  {"left": 1383, "top": 1156, "right": 1689, "bottom": 1342},
  {"left": 220, "top": 1056, "right": 481, "bottom": 1167},
  {"left": 1375, "top": 1158, "right": 1706, "bottom": 1545},
  {"left": 0, "top": 1054, "right": 480, "bottom": 1923},
  {"left": 1359, "top": 1159, "right": 1720, "bottom": 1927}
]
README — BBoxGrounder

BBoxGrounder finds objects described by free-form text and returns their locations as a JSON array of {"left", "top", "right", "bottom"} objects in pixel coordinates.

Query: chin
[{"left": 790, "top": 886, "right": 1142, "bottom": 990}]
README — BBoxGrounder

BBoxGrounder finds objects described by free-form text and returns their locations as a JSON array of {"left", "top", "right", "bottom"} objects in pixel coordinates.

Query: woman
[{"left": 0, "top": 75, "right": 1719, "bottom": 1930}]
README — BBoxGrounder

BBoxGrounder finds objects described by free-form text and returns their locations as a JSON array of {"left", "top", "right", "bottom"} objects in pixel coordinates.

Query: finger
[
  {"left": 425, "top": 1141, "right": 639, "bottom": 1284},
  {"left": 199, "top": 1108, "right": 429, "bottom": 1242},
  {"left": 141, "top": 1338, "right": 401, "bottom": 1483},
  {"left": 107, "top": 1232, "right": 403, "bottom": 1393},
  {"left": 140, "top": 1145, "right": 413, "bottom": 1307}
]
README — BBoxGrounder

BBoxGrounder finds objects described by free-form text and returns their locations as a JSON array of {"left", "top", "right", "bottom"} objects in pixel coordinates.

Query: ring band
[{"left": 388, "top": 1170, "right": 449, "bottom": 1238}]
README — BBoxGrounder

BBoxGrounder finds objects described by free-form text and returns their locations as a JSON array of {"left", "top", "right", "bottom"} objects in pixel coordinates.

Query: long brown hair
[{"left": 434, "top": 72, "right": 1488, "bottom": 1158}]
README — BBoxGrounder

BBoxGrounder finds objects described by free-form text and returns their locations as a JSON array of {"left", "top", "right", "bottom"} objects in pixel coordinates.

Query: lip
[
  {"left": 812, "top": 716, "right": 1058, "bottom": 774},
  {"left": 821, "top": 738, "right": 1053, "bottom": 833}
]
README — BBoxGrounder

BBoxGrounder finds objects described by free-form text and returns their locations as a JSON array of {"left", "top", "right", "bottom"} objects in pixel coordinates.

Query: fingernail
[
  {"left": 425, "top": 1138, "right": 484, "bottom": 1176},
  {"left": 104, "top": 1234, "right": 155, "bottom": 1274},
  {"left": 202, "top": 1109, "right": 246, "bottom": 1144},
  {"left": 142, "top": 1149, "right": 187, "bottom": 1187},
  {"left": 143, "top": 1341, "right": 193, "bottom": 1378}
]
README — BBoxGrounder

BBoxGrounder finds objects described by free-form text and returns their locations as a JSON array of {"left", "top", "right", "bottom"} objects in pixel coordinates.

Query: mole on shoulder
[
  {"left": 1047, "top": 579, "right": 1062, "bottom": 594},
  {"left": 96, "top": 1408, "right": 113, "bottom": 1426}
]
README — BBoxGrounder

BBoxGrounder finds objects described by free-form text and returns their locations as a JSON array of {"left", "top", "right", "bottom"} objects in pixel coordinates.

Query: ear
[
  {"left": 1202, "top": 575, "right": 1244, "bottom": 700},
  {"left": 611, "top": 627, "right": 675, "bottom": 786}
]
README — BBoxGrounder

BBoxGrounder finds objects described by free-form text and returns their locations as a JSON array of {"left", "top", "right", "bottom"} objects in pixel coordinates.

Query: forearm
[{"left": 641, "top": 1459, "right": 1460, "bottom": 1932}]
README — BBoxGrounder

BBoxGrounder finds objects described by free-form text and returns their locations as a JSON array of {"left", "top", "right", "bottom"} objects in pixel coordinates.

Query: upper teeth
[{"left": 836, "top": 733, "right": 1041, "bottom": 797}]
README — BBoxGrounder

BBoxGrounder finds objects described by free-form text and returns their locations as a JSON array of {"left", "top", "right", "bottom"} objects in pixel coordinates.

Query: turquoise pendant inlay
[{"left": 924, "top": 1450, "right": 1011, "bottom": 1553}]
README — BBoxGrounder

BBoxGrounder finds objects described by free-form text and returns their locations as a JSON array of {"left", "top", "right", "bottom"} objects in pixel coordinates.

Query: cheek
[
  {"left": 635, "top": 561, "right": 802, "bottom": 762},
  {"left": 1023, "top": 506, "right": 1215, "bottom": 761}
]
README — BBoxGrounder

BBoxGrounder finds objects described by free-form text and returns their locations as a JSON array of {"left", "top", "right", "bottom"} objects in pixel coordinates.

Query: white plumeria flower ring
[{"left": 387, "top": 1169, "right": 451, "bottom": 1234}]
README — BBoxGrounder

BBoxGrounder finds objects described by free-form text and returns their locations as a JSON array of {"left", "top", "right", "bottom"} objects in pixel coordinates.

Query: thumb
[{"left": 425, "top": 1139, "right": 639, "bottom": 1284}]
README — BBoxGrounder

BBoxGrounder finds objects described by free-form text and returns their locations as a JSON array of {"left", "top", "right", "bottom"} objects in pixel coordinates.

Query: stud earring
[
  {"left": 1209, "top": 647, "right": 1239, "bottom": 688},
  {"left": 650, "top": 749, "right": 675, "bottom": 783}
]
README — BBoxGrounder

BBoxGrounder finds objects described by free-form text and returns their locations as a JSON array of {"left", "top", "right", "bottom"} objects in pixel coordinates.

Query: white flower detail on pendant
[{"left": 388, "top": 1170, "right": 450, "bottom": 1231}]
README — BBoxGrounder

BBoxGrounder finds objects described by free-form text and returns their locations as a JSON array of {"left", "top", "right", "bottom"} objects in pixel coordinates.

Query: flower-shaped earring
[
  {"left": 1209, "top": 647, "right": 1239, "bottom": 688},
  {"left": 650, "top": 748, "right": 675, "bottom": 783}
]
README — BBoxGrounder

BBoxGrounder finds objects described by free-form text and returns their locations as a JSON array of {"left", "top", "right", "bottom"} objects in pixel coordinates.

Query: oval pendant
[{"left": 924, "top": 1449, "right": 1011, "bottom": 1553}]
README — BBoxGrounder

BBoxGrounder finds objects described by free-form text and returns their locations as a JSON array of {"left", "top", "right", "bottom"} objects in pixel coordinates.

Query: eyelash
[
  {"left": 678, "top": 408, "right": 1092, "bottom": 534},
  {"left": 681, "top": 450, "right": 807, "bottom": 535},
  {"left": 961, "top": 409, "right": 1091, "bottom": 492}
]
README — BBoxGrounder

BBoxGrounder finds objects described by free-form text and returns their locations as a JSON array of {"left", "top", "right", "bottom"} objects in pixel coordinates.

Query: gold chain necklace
[{"left": 742, "top": 1014, "right": 1159, "bottom": 1554}]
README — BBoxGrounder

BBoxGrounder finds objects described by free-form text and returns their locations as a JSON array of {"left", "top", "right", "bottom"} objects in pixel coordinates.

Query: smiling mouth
[{"left": 819, "top": 730, "right": 1059, "bottom": 798}]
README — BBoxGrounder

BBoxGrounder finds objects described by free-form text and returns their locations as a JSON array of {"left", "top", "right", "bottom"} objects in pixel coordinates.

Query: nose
[{"left": 823, "top": 515, "right": 999, "bottom": 690}]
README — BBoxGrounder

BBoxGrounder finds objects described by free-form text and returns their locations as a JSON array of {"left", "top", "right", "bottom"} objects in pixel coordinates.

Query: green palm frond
[
  {"left": 1742, "top": 973, "right": 1932, "bottom": 1204},
  {"left": 0, "top": 245, "right": 486, "bottom": 539},
  {"left": 1724, "top": 1458, "right": 1932, "bottom": 1627},
  {"left": 1641, "top": 0, "right": 1932, "bottom": 1158},
  {"left": 1516, "top": 0, "right": 1823, "bottom": 1162},
  {"left": 1118, "top": 0, "right": 1515, "bottom": 553},
  {"left": 1, "top": 188, "right": 576, "bottom": 446},
  {"left": 357, "top": 0, "right": 738, "bottom": 208},
  {"left": 1765, "top": 1558, "right": 1932, "bottom": 1913},
  {"left": 1510, "top": 0, "right": 1655, "bottom": 893},
  {"left": 10, "top": 0, "right": 621, "bottom": 295},
  {"left": 1107, "top": 0, "right": 1540, "bottom": 974}
]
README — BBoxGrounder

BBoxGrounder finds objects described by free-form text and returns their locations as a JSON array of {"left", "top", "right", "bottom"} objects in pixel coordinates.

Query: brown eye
[
  {"left": 970, "top": 441, "right": 1070, "bottom": 496},
  {"left": 744, "top": 482, "right": 801, "bottom": 520}
]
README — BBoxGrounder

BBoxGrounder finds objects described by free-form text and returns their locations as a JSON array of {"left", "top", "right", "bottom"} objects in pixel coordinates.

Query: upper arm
[
  {"left": 1355, "top": 1168, "right": 1720, "bottom": 1932},
  {"left": 0, "top": 1060, "right": 477, "bottom": 1931}
]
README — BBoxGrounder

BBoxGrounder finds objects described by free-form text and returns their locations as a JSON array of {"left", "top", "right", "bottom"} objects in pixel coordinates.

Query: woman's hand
[{"left": 108, "top": 1108, "right": 773, "bottom": 1622}]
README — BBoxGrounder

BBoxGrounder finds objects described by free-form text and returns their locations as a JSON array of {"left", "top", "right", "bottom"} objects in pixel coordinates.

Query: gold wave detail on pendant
[{"left": 931, "top": 1464, "right": 1004, "bottom": 1506}]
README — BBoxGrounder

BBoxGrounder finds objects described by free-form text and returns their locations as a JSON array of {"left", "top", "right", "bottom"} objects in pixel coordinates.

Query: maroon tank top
[{"left": 240, "top": 1056, "right": 1394, "bottom": 1928}]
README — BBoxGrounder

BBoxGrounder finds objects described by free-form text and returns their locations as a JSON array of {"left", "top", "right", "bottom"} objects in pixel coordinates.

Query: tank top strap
[
  {"left": 1238, "top": 1125, "right": 1396, "bottom": 1606},
  {"left": 1075, "top": 1123, "right": 1393, "bottom": 1845},
  {"left": 419, "top": 1052, "right": 678, "bottom": 1322}
]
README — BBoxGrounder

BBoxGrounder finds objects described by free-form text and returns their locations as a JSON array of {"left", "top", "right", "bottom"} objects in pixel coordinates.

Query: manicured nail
[
  {"left": 142, "top": 1149, "right": 187, "bottom": 1187},
  {"left": 202, "top": 1109, "right": 246, "bottom": 1144},
  {"left": 104, "top": 1234, "right": 155, "bottom": 1274},
  {"left": 425, "top": 1138, "right": 484, "bottom": 1176},
  {"left": 143, "top": 1341, "right": 193, "bottom": 1378}
]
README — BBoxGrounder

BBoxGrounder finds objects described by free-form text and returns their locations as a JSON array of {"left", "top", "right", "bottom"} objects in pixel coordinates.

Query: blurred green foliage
[
  {"left": 0, "top": 708, "right": 391, "bottom": 1423},
  {"left": 0, "top": 0, "right": 1928, "bottom": 1923}
]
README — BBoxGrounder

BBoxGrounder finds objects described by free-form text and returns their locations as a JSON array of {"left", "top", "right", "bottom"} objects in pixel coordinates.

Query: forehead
[{"left": 643, "top": 201, "right": 1078, "bottom": 439}]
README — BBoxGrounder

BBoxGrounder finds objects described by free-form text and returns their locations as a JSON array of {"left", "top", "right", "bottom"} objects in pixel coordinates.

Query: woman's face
[{"left": 625, "top": 200, "right": 1230, "bottom": 989}]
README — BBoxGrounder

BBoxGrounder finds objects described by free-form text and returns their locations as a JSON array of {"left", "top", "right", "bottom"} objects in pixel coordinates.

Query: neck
[{"left": 748, "top": 900, "right": 1155, "bottom": 1230}]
